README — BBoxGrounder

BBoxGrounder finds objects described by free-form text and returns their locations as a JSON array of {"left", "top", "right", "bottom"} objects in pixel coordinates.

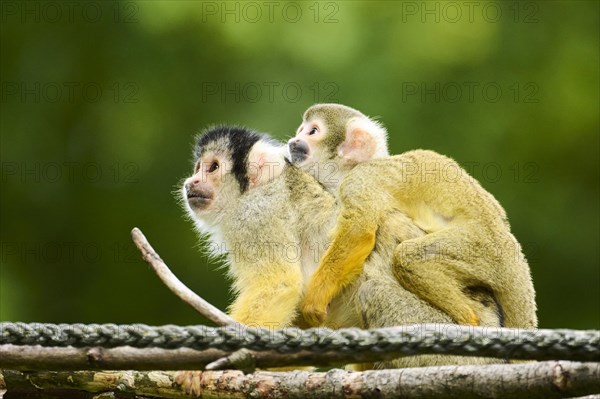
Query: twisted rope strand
[{"left": 1, "top": 323, "right": 598, "bottom": 362}]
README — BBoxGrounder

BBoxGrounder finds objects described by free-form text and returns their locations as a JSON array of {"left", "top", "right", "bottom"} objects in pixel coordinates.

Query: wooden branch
[
  {"left": 131, "top": 227, "right": 237, "bottom": 327},
  {"left": 2, "top": 361, "right": 599, "bottom": 399},
  {"left": 0, "top": 344, "right": 229, "bottom": 371},
  {"left": 2, "top": 340, "right": 466, "bottom": 371}
]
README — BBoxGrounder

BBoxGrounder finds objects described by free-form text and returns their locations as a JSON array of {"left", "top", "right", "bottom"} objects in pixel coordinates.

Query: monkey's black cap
[{"left": 194, "top": 125, "right": 265, "bottom": 193}]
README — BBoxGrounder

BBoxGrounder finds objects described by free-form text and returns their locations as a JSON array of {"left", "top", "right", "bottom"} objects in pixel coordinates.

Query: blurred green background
[{"left": 1, "top": 1, "right": 598, "bottom": 329}]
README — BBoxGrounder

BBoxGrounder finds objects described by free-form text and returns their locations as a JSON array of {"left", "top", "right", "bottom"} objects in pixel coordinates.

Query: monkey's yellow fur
[{"left": 228, "top": 260, "right": 304, "bottom": 328}]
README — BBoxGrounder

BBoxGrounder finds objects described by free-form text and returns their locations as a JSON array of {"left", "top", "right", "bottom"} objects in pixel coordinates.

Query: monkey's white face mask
[
  {"left": 288, "top": 115, "right": 389, "bottom": 190},
  {"left": 183, "top": 140, "right": 287, "bottom": 226}
]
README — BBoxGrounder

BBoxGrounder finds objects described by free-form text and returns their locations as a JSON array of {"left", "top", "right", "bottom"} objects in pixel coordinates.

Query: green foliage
[{"left": 1, "top": 1, "right": 598, "bottom": 328}]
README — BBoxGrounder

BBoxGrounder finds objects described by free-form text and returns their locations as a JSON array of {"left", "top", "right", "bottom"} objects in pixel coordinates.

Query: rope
[{"left": 1, "top": 323, "right": 598, "bottom": 362}]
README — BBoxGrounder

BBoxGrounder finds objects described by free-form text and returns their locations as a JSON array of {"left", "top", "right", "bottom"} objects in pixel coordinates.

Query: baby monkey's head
[
  {"left": 182, "top": 125, "right": 285, "bottom": 223},
  {"left": 288, "top": 103, "right": 388, "bottom": 188}
]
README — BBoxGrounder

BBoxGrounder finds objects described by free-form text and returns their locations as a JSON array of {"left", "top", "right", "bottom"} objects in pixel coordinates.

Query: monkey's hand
[{"left": 301, "top": 272, "right": 335, "bottom": 326}]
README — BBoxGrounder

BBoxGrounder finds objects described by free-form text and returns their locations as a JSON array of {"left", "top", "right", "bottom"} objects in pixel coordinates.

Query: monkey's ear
[
  {"left": 338, "top": 128, "right": 376, "bottom": 165},
  {"left": 338, "top": 118, "right": 389, "bottom": 166},
  {"left": 247, "top": 141, "right": 286, "bottom": 188}
]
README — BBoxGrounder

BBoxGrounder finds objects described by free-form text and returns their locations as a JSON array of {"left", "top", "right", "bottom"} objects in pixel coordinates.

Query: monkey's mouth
[{"left": 186, "top": 190, "right": 213, "bottom": 209}]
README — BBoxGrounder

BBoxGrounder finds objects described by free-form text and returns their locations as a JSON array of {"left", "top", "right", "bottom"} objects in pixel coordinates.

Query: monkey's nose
[
  {"left": 288, "top": 140, "right": 309, "bottom": 164},
  {"left": 184, "top": 180, "right": 199, "bottom": 192},
  {"left": 289, "top": 139, "right": 309, "bottom": 153}
]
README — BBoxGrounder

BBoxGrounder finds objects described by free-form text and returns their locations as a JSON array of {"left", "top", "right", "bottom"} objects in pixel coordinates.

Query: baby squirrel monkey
[{"left": 289, "top": 103, "right": 537, "bottom": 329}]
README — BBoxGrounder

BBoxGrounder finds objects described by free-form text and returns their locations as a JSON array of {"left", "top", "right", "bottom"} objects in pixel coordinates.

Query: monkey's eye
[
  {"left": 308, "top": 127, "right": 318, "bottom": 136},
  {"left": 207, "top": 161, "right": 220, "bottom": 173}
]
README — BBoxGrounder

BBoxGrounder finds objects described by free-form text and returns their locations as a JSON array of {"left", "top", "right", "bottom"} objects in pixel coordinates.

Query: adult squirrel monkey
[
  {"left": 289, "top": 103, "right": 537, "bottom": 329},
  {"left": 182, "top": 125, "right": 503, "bottom": 369}
]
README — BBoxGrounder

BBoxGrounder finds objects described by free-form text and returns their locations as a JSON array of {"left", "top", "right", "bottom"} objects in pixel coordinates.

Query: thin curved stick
[{"left": 131, "top": 227, "right": 237, "bottom": 327}]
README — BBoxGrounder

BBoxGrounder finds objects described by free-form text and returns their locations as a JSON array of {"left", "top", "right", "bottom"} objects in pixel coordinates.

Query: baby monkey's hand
[{"left": 301, "top": 275, "right": 334, "bottom": 326}]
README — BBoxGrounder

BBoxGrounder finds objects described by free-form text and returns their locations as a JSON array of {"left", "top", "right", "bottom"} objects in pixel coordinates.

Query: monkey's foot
[{"left": 175, "top": 371, "right": 203, "bottom": 397}]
